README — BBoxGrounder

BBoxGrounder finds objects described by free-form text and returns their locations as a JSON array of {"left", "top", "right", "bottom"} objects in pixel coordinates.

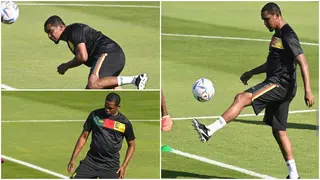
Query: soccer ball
[
  {"left": 1, "top": 1, "right": 19, "bottom": 24},
  {"left": 192, "top": 78, "right": 215, "bottom": 102}
]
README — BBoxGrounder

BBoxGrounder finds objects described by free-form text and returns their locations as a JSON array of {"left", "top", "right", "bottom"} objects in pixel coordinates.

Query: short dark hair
[
  {"left": 261, "top": 2, "right": 282, "bottom": 16},
  {"left": 105, "top": 93, "right": 121, "bottom": 106},
  {"left": 44, "top": 15, "right": 65, "bottom": 28}
]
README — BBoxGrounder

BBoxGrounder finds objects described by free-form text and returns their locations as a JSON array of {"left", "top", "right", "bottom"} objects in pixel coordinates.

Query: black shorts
[
  {"left": 70, "top": 160, "right": 119, "bottom": 179},
  {"left": 89, "top": 52, "right": 125, "bottom": 78},
  {"left": 245, "top": 81, "right": 295, "bottom": 131}
]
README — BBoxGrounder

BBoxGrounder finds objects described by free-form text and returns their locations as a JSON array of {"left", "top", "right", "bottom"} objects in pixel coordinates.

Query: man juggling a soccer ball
[{"left": 192, "top": 2, "right": 314, "bottom": 179}]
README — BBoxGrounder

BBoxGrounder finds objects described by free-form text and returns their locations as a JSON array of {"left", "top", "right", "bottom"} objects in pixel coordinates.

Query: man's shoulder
[
  {"left": 281, "top": 24, "right": 298, "bottom": 38},
  {"left": 90, "top": 108, "right": 105, "bottom": 115},
  {"left": 68, "top": 23, "right": 87, "bottom": 27},
  {"left": 117, "top": 112, "right": 130, "bottom": 123},
  {"left": 67, "top": 23, "right": 89, "bottom": 32}
]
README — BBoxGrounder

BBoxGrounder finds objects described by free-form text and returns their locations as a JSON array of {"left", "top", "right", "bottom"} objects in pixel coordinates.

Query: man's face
[
  {"left": 104, "top": 101, "right": 119, "bottom": 116},
  {"left": 261, "top": 11, "right": 278, "bottom": 32},
  {"left": 44, "top": 24, "right": 63, "bottom": 44}
]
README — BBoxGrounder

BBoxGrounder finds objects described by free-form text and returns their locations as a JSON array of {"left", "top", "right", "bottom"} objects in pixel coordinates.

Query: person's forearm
[
  {"left": 249, "top": 62, "right": 267, "bottom": 75},
  {"left": 121, "top": 144, "right": 135, "bottom": 167},
  {"left": 70, "top": 137, "right": 87, "bottom": 161},
  {"left": 66, "top": 57, "right": 83, "bottom": 69}
]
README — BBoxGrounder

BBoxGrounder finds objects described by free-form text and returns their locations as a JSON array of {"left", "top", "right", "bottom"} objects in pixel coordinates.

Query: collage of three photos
[{"left": 1, "top": 1, "right": 318, "bottom": 179}]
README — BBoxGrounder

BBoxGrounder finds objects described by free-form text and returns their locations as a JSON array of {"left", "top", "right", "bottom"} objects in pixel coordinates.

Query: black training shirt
[
  {"left": 83, "top": 108, "right": 135, "bottom": 170},
  {"left": 266, "top": 23, "right": 303, "bottom": 87},
  {"left": 59, "top": 23, "right": 123, "bottom": 67}
]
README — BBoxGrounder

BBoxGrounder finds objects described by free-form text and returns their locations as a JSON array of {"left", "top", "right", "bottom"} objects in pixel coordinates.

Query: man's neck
[
  {"left": 276, "top": 19, "right": 287, "bottom": 31},
  {"left": 59, "top": 26, "right": 67, "bottom": 41}
]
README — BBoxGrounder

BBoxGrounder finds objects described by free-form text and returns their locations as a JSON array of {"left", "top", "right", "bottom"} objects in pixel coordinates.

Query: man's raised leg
[{"left": 192, "top": 92, "right": 252, "bottom": 142}]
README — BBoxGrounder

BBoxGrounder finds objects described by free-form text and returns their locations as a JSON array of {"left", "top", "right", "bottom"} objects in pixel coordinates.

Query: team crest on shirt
[
  {"left": 67, "top": 41, "right": 75, "bottom": 52},
  {"left": 93, "top": 116, "right": 126, "bottom": 133},
  {"left": 113, "top": 121, "right": 126, "bottom": 133},
  {"left": 270, "top": 37, "right": 283, "bottom": 49}
]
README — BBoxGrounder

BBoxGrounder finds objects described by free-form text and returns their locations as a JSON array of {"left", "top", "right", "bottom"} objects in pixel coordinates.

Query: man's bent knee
[
  {"left": 87, "top": 80, "right": 99, "bottom": 89},
  {"left": 88, "top": 75, "right": 117, "bottom": 89},
  {"left": 87, "top": 75, "right": 101, "bottom": 89},
  {"left": 234, "top": 92, "right": 252, "bottom": 106}
]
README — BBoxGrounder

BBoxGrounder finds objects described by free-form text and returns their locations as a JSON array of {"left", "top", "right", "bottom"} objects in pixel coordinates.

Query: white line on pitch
[
  {"left": 2, "top": 109, "right": 317, "bottom": 123},
  {"left": 1, "top": 155, "right": 68, "bottom": 179},
  {"left": 172, "top": 109, "right": 318, "bottom": 120},
  {"left": 162, "top": 33, "right": 318, "bottom": 46},
  {"left": 1, "top": 84, "right": 17, "bottom": 90},
  {"left": 17, "top": 3, "right": 159, "bottom": 8},
  {"left": 170, "top": 149, "right": 275, "bottom": 179},
  {"left": 1, "top": 119, "right": 159, "bottom": 123}
]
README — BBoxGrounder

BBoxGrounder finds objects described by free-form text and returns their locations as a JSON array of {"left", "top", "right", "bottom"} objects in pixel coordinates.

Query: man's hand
[
  {"left": 116, "top": 165, "right": 126, "bottom": 179},
  {"left": 161, "top": 115, "right": 172, "bottom": 132},
  {"left": 240, "top": 71, "right": 253, "bottom": 85},
  {"left": 57, "top": 63, "right": 69, "bottom": 75},
  {"left": 305, "top": 91, "right": 315, "bottom": 108},
  {"left": 67, "top": 159, "right": 76, "bottom": 173}
]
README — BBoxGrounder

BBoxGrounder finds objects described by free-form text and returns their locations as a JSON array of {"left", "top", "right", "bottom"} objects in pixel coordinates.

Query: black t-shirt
[
  {"left": 59, "top": 23, "right": 123, "bottom": 67},
  {"left": 83, "top": 108, "right": 135, "bottom": 170},
  {"left": 266, "top": 24, "right": 303, "bottom": 88}
]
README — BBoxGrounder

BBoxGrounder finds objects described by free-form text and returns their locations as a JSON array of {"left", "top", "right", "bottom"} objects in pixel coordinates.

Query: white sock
[
  {"left": 117, "top": 76, "right": 136, "bottom": 86},
  {"left": 286, "top": 159, "right": 299, "bottom": 179},
  {"left": 207, "top": 116, "right": 227, "bottom": 136}
]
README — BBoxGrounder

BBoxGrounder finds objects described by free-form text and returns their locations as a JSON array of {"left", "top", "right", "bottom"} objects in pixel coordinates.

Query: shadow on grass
[
  {"left": 233, "top": 119, "right": 318, "bottom": 130},
  {"left": 161, "top": 169, "right": 234, "bottom": 179}
]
